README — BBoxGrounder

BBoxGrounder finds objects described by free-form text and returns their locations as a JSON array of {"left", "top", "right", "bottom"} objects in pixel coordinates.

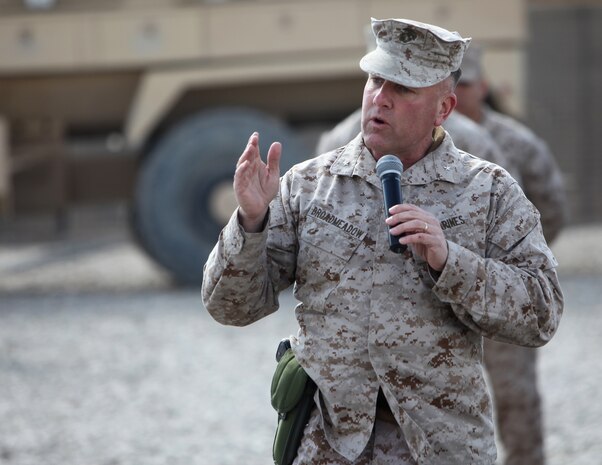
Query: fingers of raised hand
[
  {"left": 266, "top": 141, "right": 282, "bottom": 174},
  {"left": 237, "top": 132, "right": 260, "bottom": 168}
]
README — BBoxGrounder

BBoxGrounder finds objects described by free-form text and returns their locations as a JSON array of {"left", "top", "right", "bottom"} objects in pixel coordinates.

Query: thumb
[{"left": 266, "top": 142, "right": 282, "bottom": 176}]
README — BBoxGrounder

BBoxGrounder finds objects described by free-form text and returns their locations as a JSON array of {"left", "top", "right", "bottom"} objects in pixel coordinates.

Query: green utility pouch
[{"left": 271, "top": 341, "right": 316, "bottom": 465}]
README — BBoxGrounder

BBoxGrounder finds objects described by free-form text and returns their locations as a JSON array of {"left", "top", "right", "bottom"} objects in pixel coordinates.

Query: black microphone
[{"left": 376, "top": 155, "right": 407, "bottom": 253}]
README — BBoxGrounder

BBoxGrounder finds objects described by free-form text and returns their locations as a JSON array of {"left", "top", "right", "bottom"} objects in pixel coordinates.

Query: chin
[{"left": 364, "top": 137, "right": 386, "bottom": 157}]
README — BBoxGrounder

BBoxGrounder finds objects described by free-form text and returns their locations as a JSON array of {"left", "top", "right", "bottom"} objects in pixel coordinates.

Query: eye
[
  {"left": 395, "top": 84, "right": 414, "bottom": 94},
  {"left": 369, "top": 75, "right": 385, "bottom": 86}
]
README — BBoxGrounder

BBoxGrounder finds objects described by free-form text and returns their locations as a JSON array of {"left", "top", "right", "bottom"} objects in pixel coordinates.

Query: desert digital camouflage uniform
[
  {"left": 316, "top": 109, "right": 521, "bottom": 182},
  {"left": 478, "top": 105, "right": 568, "bottom": 465},
  {"left": 202, "top": 132, "right": 563, "bottom": 465},
  {"left": 481, "top": 106, "right": 567, "bottom": 243},
  {"left": 315, "top": 102, "right": 553, "bottom": 464},
  {"left": 295, "top": 409, "right": 416, "bottom": 465}
]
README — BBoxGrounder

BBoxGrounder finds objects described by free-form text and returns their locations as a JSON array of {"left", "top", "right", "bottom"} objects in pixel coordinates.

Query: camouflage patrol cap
[
  {"left": 360, "top": 18, "right": 471, "bottom": 88},
  {"left": 459, "top": 43, "right": 483, "bottom": 83}
]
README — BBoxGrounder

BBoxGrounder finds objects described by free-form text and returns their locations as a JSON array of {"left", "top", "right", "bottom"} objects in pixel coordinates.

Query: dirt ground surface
[{"left": 1, "top": 206, "right": 601, "bottom": 465}]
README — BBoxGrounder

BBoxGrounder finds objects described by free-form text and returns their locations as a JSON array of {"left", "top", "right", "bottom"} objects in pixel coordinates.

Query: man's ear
[{"left": 435, "top": 92, "right": 457, "bottom": 126}]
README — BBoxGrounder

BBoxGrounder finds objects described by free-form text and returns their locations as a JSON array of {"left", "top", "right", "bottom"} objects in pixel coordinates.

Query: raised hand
[{"left": 234, "top": 132, "right": 282, "bottom": 232}]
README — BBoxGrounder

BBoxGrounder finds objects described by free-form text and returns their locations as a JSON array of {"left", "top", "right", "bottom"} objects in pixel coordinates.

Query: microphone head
[{"left": 376, "top": 155, "right": 404, "bottom": 178}]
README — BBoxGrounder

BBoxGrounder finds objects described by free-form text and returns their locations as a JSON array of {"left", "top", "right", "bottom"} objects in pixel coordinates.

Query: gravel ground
[{"left": 0, "top": 207, "right": 601, "bottom": 464}]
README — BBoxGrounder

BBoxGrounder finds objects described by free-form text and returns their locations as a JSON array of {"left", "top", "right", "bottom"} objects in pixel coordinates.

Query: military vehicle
[{"left": 0, "top": 0, "right": 526, "bottom": 285}]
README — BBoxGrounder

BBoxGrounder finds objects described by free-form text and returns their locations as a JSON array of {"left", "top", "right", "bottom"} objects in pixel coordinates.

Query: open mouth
[{"left": 371, "top": 116, "right": 388, "bottom": 126}]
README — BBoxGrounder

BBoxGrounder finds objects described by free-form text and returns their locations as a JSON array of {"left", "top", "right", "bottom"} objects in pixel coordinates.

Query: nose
[{"left": 373, "top": 81, "right": 393, "bottom": 108}]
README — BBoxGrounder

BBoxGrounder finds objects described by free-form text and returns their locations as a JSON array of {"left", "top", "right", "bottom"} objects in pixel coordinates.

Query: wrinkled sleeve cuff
[
  {"left": 432, "top": 241, "right": 479, "bottom": 304},
  {"left": 222, "top": 208, "right": 269, "bottom": 259}
]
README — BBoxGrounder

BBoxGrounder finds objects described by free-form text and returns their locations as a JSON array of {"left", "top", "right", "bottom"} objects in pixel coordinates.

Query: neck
[{"left": 384, "top": 128, "right": 444, "bottom": 170}]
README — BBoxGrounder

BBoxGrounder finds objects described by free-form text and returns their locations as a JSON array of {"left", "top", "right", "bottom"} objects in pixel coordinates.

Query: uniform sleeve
[
  {"left": 477, "top": 135, "right": 523, "bottom": 185},
  {"left": 201, "top": 174, "right": 298, "bottom": 326},
  {"left": 519, "top": 138, "right": 568, "bottom": 243},
  {"left": 432, "top": 182, "right": 563, "bottom": 347}
]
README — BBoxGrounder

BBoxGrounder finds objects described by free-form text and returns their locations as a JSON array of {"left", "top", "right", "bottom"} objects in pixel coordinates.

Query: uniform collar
[
  {"left": 330, "top": 131, "right": 464, "bottom": 188},
  {"left": 330, "top": 134, "right": 381, "bottom": 187}
]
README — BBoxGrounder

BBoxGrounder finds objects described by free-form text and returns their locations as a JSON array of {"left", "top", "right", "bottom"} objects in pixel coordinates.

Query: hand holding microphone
[{"left": 376, "top": 154, "right": 448, "bottom": 270}]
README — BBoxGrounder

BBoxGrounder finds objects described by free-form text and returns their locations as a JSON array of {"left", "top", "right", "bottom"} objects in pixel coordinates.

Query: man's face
[
  {"left": 454, "top": 80, "right": 487, "bottom": 123},
  {"left": 361, "top": 75, "right": 454, "bottom": 161}
]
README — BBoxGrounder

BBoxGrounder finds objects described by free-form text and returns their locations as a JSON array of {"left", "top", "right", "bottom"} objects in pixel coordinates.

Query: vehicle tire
[{"left": 133, "top": 107, "right": 309, "bottom": 286}]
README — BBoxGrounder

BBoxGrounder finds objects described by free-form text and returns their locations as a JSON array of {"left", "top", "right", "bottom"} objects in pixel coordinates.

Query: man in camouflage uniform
[
  {"left": 455, "top": 45, "right": 568, "bottom": 465},
  {"left": 202, "top": 18, "right": 563, "bottom": 465}
]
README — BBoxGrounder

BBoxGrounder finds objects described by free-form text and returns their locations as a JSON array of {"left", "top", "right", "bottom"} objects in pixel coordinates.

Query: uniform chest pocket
[{"left": 295, "top": 216, "right": 363, "bottom": 310}]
